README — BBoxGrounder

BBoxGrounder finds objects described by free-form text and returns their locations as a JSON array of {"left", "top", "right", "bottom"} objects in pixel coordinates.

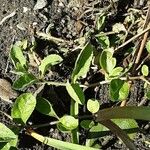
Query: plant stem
[
  {"left": 115, "top": 25, "right": 150, "bottom": 51},
  {"left": 37, "top": 76, "right": 150, "bottom": 88},
  {"left": 70, "top": 100, "right": 79, "bottom": 144}
]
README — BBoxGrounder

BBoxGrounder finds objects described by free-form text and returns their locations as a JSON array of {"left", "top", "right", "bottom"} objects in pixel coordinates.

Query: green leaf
[
  {"left": 11, "top": 93, "right": 36, "bottom": 124},
  {"left": 146, "top": 40, "right": 150, "bottom": 53},
  {"left": 109, "top": 79, "right": 129, "bottom": 101},
  {"left": 71, "top": 43, "right": 93, "bottom": 83},
  {"left": 0, "top": 123, "right": 17, "bottom": 142},
  {"left": 141, "top": 65, "right": 149, "bottom": 76},
  {"left": 59, "top": 115, "right": 78, "bottom": 131},
  {"left": 87, "top": 99, "right": 100, "bottom": 113},
  {"left": 88, "top": 119, "right": 138, "bottom": 139},
  {"left": 0, "top": 137, "right": 18, "bottom": 150},
  {"left": 109, "top": 67, "right": 123, "bottom": 78},
  {"left": 36, "top": 97, "right": 59, "bottom": 119},
  {"left": 96, "top": 106, "right": 150, "bottom": 121},
  {"left": 96, "top": 15, "right": 106, "bottom": 31},
  {"left": 145, "top": 87, "right": 150, "bottom": 99},
  {"left": 39, "top": 54, "right": 63, "bottom": 76},
  {"left": 96, "top": 35, "right": 110, "bottom": 49},
  {"left": 66, "top": 83, "right": 85, "bottom": 105},
  {"left": 10, "top": 43, "right": 27, "bottom": 69},
  {"left": 13, "top": 73, "right": 37, "bottom": 90},
  {"left": 100, "top": 50, "right": 116, "bottom": 74},
  {"left": 80, "top": 120, "right": 95, "bottom": 129},
  {"left": 30, "top": 131, "right": 98, "bottom": 150}
]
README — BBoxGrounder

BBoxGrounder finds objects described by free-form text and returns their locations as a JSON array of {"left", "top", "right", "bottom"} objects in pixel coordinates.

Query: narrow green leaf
[
  {"left": 13, "top": 73, "right": 37, "bottom": 90},
  {"left": 99, "top": 120, "right": 136, "bottom": 150},
  {"left": 141, "top": 65, "right": 149, "bottom": 76},
  {"left": 71, "top": 43, "right": 93, "bottom": 83},
  {"left": 96, "top": 35, "right": 110, "bottom": 49},
  {"left": 0, "top": 123, "right": 16, "bottom": 142},
  {"left": 66, "top": 83, "right": 85, "bottom": 105},
  {"left": 96, "top": 15, "right": 106, "bottom": 31},
  {"left": 87, "top": 99, "right": 100, "bottom": 113},
  {"left": 109, "top": 79, "right": 129, "bottom": 101},
  {"left": 96, "top": 106, "right": 150, "bottom": 121},
  {"left": 59, "top": 115, "right": 78, "bottom": 131},
  {"left": 100, "top": 50, "right": 116, "bottom": 74},
  {"left": 88, "top": 119, "right": 138, "bottom": 139},
  {"left": 39, "top": 54, "right": 63, "bottom": 76},
  {"left": 11, "top": 93, "right": 36, "bottom": 124},
  {"left": 10, "top": 43, "right": 27, "bottom": 69},
  {"left": 146, "top": 40, "right": 150, "bottom": 53},
  {"left": 36, "top": 97, "right": 59, "bottom": 119},
  {"left": 30, "top": 130, "right": 98, "bottom": 150}
]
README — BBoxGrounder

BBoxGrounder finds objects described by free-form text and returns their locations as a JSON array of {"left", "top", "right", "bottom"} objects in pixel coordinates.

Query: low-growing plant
[{"left": 0, "top": 14, "right": 150, "bottom": 150}]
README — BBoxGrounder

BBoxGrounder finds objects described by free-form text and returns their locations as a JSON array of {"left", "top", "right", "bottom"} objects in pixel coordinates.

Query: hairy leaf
[
  {"left": 39, "top": 54, "right": 63, "bottom": 77},
  {"left": 11, "top": 93, "right": 36, "bottom": 124},
  {"left": 87, "top": 99, "right": 100, "bottom": 113},
  {"left": 141, "top": 65, "right": 149, "bottom": 76},
  {"left": 71, "top": 43, "right": 93, "bottom": 83},
  {"left": 66, "top": 83, "right": 85, "bottom": 105},
  {"left": 0, "top": 123, "right": 17, "bottom": 142},
  {"left": 100, "top": 50, "right": 116, "bottom": 74},
  {"left": 59, "top": 115, "right": 78, "bottom": 131},
  {"left": 13, "top": 73, "right": 37, "bottom": 90},
  {"left": 109, "top": 79, "right": 129, "bottom": 101},
  {"left": 10, "top": 43, "right": 27, "bottom": 70}
]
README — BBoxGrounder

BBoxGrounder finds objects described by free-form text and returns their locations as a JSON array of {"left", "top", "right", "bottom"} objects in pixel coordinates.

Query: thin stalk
[{"left": 70, "top": 100, "right": 79, "bottom": 144}]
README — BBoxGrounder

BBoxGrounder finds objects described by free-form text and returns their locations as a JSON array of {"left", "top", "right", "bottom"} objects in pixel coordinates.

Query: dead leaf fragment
[{"left": 0, "top": 79, "right": 18, "bottom": 103}]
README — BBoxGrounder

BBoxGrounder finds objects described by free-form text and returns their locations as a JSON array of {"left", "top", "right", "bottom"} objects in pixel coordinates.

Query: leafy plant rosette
[{"left": 1, "top": 13, "right": 150, "bottom": 150}]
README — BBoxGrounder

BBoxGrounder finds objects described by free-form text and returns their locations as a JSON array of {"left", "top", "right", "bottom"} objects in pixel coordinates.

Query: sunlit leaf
[
  {"left": 36, "top": 97, "right": 59, "bottom": 119},
  {"left": 96, "top": 15, "right": 106, "bottom": 31},
  {"left": 0, "top": 137, "right": 18, "bottom": 150},
  {"left": 141, "top": 65, "right": 149, "bottom": 76},
  {"left": 0, "top": 123, "right": 17, "bottom": 142},
  {"left": 10, "top": 42, "right": 27, "bottom": 70},
  {"left": 109, "top": 67, "right": 123, "bottom": 78},
  {"left": 71, "top": 43, "right": 93, "bottom": 83},
  {"left": 59, "top": 115, "right": 78, "bottom": 131},
  {"left": 66, "top": 83, "right": 85, "bottom": 105},
  {"left": 109, "top": 79, "right": 129, "bottom": 101},
  {"left": 87, "top": 99, "right": 100, "bottom": 113},
  {"left": 11, "top": 93, "right": 36, "bottom": 124},
  {"left": 100, "top": 50, "right": 116, "bottom": 74},
  {"left": 13, "top": 73, "right": 37, "bottom": 90},
  {"left": 119, "top": 82, "right": 130, "bottom": 100},
  {"left": 39, "top": 54, "right": 63, "bottom": 77},
  {"left": 146, "top": 40, "right": 150, "bottom": 53}
]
